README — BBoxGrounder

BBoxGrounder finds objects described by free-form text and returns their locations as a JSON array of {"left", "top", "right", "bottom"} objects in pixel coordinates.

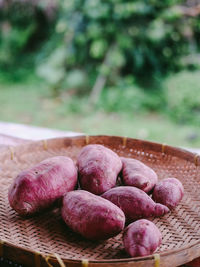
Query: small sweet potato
[
  {"left": 152, "top": 178, "right": 184, "bottom": 209},
  {"left": 102, "top": 186, "right": 169, "bottom": 222},
  {"left": 123, "top": 219, "right": 162, "bottom": 257},
  {"left": 8, "top": 156, "right": 78, "bottom": 216},
  {"left": 77, "top": 144, "right": 122, "bottom": 195},
  {"left": 61, "top": 190, "right": 125, "bottom": 240},
  {"left": 121, "top": 157, "right": 158, "bottom": 193}
]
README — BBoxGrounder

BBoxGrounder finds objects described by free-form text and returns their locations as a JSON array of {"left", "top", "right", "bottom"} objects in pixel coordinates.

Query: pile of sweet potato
[{"left": 8, "top": 144, "right": 184, "bottom": 257}]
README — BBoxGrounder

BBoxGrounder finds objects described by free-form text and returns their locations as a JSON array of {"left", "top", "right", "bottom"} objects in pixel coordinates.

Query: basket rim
[
  {"left": 1, "top": 135, "right": 200, "bottom": 266},
  {"left": 1, "top": 134, "right": 199, "bottom": 161},
  {"left": 1, "top": 238, "right": 200, "bottom": 263}
]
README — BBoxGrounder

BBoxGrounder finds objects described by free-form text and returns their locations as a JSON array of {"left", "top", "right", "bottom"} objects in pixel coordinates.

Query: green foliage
[
  {"left": 165, "top": 71, "right": 200, "bottom": 124},
  {"left": 0, "top": 0, "right": 55, "bottom": 69},
  {"left": 53, "top": 70, "right": 200, "bottom": 127},
  {"left": 0, "top": 78, "right": 200, "bottom": 147},
  {"left": 1, "top": 0, "right": 200, "bottom": 88},
  {"left": 1, "top": 0, "right": 200, "bottom": 127},
  {"left": 98, "top": 77, "right": 165, "bottom": 113},
  {"left": 34, "top": 0, "right": 200, "bottom": 91}
]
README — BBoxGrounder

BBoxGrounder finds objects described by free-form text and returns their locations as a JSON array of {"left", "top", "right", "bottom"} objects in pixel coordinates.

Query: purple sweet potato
[
  {"left": 77, "top": 144, "right": 122, "bottom": 195},
  {"left": 61, "top": 190, "right": 125, "bottom": 240},
  {"left": 123, "top": 219, "right": 162, "bottom": 257},
  {"left": 102, "top": 186, "right": 169, "bottom": 222},
  {"left": 152, "top": 178, "right": 184, "bottom": 209},
  {"left": 8, "top": 156, "right": 78, "bottom": 216},
  {"left": 121, "top": 157, "right": 158, "bottom": 193}
]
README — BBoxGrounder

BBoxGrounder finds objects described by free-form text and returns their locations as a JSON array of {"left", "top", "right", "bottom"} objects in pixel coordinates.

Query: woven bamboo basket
[{"left": 0, "top": 135, "right": 200, "bottom": 267}]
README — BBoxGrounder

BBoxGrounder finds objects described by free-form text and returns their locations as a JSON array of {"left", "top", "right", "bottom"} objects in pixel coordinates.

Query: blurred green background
[{"left": 0, "top": 0, "right": 200, "bottom": 147}]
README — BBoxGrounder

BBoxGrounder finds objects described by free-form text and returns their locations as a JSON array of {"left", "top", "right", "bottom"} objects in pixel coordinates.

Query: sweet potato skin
[
  {"left": 61, "top": 190, "right": 125, "bottom": 240},
  {"left": 77, "top": 144, "right": 122, "bottom": 195},
  {"left": 152, "top": 178, "right": 184, "bottom": 209},
  {"left": 8, "top": 156, "right": 78, "bottom": 216},
  {"left": 102, "top": 186, "right": 169, "bottom": 222},
  {"left": 121, "top": 157, "right": 158, "bottom": 193},
  {"left": 123, "top": 219, "right": 162, "bottom": 257}
]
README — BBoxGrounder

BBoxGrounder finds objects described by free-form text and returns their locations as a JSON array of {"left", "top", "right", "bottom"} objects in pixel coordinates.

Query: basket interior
[{"left": 0, "top": 136, "right": 200, "bottom": 261}]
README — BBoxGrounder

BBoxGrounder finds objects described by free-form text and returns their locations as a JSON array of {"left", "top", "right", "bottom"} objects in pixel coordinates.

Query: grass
[{"left": 0, "top": 77, "right": 200, "bottom": 149}]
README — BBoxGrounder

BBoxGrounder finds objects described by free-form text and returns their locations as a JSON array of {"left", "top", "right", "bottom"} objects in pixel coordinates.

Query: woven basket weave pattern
[{"left": 0, "top": 136, "right": 199, "bottom": 266}]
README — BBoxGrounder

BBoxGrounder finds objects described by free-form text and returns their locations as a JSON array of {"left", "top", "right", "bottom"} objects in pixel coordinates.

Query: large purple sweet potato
[
  {"left": 123, "top": 219, "right": 162, "bottom": 257},
  {"left": 152, "top": 178, "right": 184, "bottom": 209},
  {"left": 61, "top": 190, "right": 125, "bottom": 240},
  {"left": 77, "top": 144, "right": 122, "bottom": 195},
  {"left": 102, "top": 186, "right": 169, "bottom": 222},
  {"left": 8, "top": 156, "right": 78, "bottom": 216},
  {"left": 121, "top": 157, "right": 158, "bottom": 193}
]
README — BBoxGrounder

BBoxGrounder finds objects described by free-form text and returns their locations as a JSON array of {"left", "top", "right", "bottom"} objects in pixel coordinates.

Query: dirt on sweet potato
[
  {"left": 8, "top": 156, "right": 78, "bottom": 216},
  {"left": 61, "top": 190, "right": 125, "bottom": 240},
  {"left": 152, "top": 178, "right": 184, "bottom": 209},
  {"left": 102, "top": 186, "right": 169, "bottom": 222},
  {"left": 121, "top": 157, "right": 158, "bottom": 193},
  {"left": 123, "top": 219, "right": 162, "bottom": 257},
  {"left": 78, "top": 144, "right": 122, "bottom": 195}
]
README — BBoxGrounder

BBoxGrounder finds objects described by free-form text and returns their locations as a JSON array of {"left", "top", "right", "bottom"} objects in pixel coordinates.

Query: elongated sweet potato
[
  {"left": 77, "top": 144, "right": 122, "bottom": 195},
  {"left": 152, "top": 177, "right": 184, "bottom": 209},
  {"left": 121, "top": 157, "right": 158, "bottom": 193},
  {"left": 8, "top": 156, "right": 78, "bottom": 216},
  {"left": 61, "top": 190, "right": 125, "bottom": 240},
  {"left": 123, "top": 219, "right": 162, "bottom": 257},
  {"left": 102, "top": 186, "right": 169, "bottom": 222}
]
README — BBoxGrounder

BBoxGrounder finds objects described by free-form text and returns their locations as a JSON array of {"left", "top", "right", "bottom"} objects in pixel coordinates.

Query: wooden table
[{"left": 0, "top": 123, "right": 199, "bottom": 267}]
